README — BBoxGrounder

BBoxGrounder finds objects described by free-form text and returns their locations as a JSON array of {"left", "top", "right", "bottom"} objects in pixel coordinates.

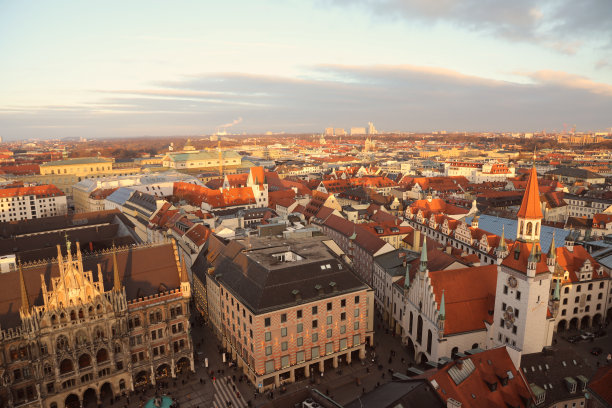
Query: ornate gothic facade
[{"left": 0, "top": 241, "right": 193, "bottom": 408}]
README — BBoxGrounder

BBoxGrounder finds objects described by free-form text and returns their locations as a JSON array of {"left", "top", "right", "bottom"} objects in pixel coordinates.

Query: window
[
  {"left": 281, "top": 313, "right": 287, "bottom": 323},
  {"left": 297, "top": 323, "right": 303, "bottom": 333},
  {"left": 354, "top": 308, "right": 360, "bottom": 317},
  {"left": 281, "top": 328, "right": 287, "bottom": 337},
  {"left": 311, "top": 346, "right": 320, "bottom": 359},
  {"left": 354, "top": 321, "right": 359, "bottom": 330},
  {"left": 281, "top": 342, "right": 288, "bottom": 351},
  {"left": 265, "top": 346, "right": 272, "bottom": 356},
  {"left": 515, "top": 309, "right": 519, "bottom": 318},
  {"left": 312, "top": 306, "right": 318, "bottom": 315},
  {"left": 340, "top": 325, "right": 346, "bottom": 334},
  {"left": 503, "top": 285, "right": 508, "bottom": 295},
  {"left": 327, "top": 302, "right": 332, "bottom": 311},
  {"left": 512, "top": 325, "right": 517, "bottom": 334},
  {"left": 326, "top": 316, "right": 333, "bottom": 325},
  {"left": 561, "top": 310, "right": 566, "bottom": 316},
  {"left": 312, "top": 333, "right": 318, "bottom": 342},
  {"left": 500, "top": 319, "right": 505, "bottom": 328},
  {"left": 563, "top": 299, "right": 568, "bottom": 305},
  {"left": 355, "top": 296, "right": 360, "bottom": 304},
  {"left": 265, "top": 332, "right": 271, "bottom": 341},
  {"left": 341, "top": 299, "right": 346, "bottom": 307},
  {"left": 297, "top": 310, "right": 302, "bottom": 319},
  {"left": 516, "top": 291, "right": 521, "bottom": 301},
  {"left": 325, "top": 342, "right": 333, "bottom": 354},
  {"left": 576, "top": 285, "right": 581, "bottom": 293},
  {"left": 575, "top": 296, "right": 580, "bottom": 303},
  {"left": 353, "top": 334, "right": 360, "bottom": 346},
  {"left": 327, "top": 329, "right": 332, "bottom": 338},
  {"left": 297, "top": 337, "right": 303, "bottom": 347},
  {"left": 265, "top": 318, "right": 271, "bottom": 327},
  {"left": 265, "top": 360, "right": 275, "bottom": 374},
  {"left": 312, "top": 320, "right": 318, "bottom": 329},
  {"left": 297, "top": 350, "right": 305, "bottom": 363},
  {"left": 502, "top": 302, "right": 506, "bottom": 311},
  {"left": 341, "top": 312, "right": 346, "bottom": 321}
]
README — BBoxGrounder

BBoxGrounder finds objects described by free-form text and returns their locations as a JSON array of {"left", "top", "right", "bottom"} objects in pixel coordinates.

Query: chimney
[
  {"left": 329, "top": 281, "right": 338, "bottom": 293},
  {"left": 413, "top": 230, "right": 421, "bottom": 252}
]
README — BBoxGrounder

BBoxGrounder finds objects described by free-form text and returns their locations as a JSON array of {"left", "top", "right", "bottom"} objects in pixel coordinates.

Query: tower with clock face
[{"left": 491, "top": 164, "right": 555, "bottom": 355}]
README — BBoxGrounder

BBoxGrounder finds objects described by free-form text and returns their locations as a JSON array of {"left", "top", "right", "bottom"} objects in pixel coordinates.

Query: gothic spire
[
  {"left": 419, "top": 238, "right": 428, "bottom": 273},
  {"left": 547, "top": 232, "right": 557, "bottom": 260},
  {"left": 497, "top": 225, "right": 507, "bottom": 252},
  {"left": 113, "top": 243, "right": 121, "bottom": 291},
  {"left": 439, "top": 290, "right": 445, "bottom": 320},
  {"left": 404, "top": 263, "right": 410, "bottom": 289}
]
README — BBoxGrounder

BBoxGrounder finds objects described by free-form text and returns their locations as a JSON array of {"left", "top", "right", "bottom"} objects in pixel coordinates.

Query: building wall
[{"left": 0, "top": 193, "right": 67, "bottom": 222}]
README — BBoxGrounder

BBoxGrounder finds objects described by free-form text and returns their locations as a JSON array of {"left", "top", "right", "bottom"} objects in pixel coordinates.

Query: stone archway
[
  {"left": 96, "top": 348, "right": 109, "bottom": 364},
  {"left": 100, "top": 382, "right": 113, "bottom": 404},
  {"left": 156, "top": 363, "right": 171, "bottom": 380},
  {"left": 592, "top": 313, "right": 602, "bottom": 328},
  {"left": 176, "top": 357, "right": 191, "bottom": 374},
  {"left": 65, "top": 394, "right": 80, "bottom": 408},
  {"left": 569, "top": 317, "right": 579, "bottom": 330},
  {"left": 78, "top": 353, "right": 92, "bottom": 369},
  {"left": 134, "top": 370, "right": 150, "bottom": 388},
  {"left": 82, "top": 388, "right": 97, "bottom": 408},
  {"left": 59, "top": 358, "right": 74, "bottom": 375},
  {"left": 406, "top": 338, "right": 416, "bottom": 361},
  {"left": 557, "top": 320, "right": 567, "bottom": 332},
  {"left": 581, "top": 315, "right": 590, "bottom": 330}
]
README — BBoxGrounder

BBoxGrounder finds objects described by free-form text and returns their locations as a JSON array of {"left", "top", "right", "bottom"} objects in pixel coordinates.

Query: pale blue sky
[{"left": 1, "top": 0, "right": 611, "bottom": 139}]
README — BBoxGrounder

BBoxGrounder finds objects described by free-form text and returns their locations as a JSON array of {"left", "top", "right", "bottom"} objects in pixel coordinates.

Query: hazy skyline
[{"left": 1, "top": 0, "right": 611, "bottom": 139}]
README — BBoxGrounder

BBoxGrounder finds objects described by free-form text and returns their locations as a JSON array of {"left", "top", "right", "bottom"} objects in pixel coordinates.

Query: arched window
[
  {"left": 95, "top": 327, "right": 105, "bottom": 340},
  {"left": 59, "top": 358, "right": 74, "bottom": 374},
  {"left": 96, "top": 348, "right": 109, "bottom": 363},
  {"left": 78, "top": 309, "right": 84, "bottom": 319},
  {"left": 471, "top": 343, "right": 478, "bottom": 349},
  {"left": 57, "top": 335, "right": 69, "bottom": 351},
  {"left": 519, "top": 221, "right": 524, "bottom": 235},
  {"left": 78, "top": 354, "right": 91, "bottom": 368},
  {"left": 70, "top": 310, "right": 76, "bottom": 321},
  {"left": 417, "top": 316, "right": 423, "bottom": 344},
  {"left": 535, "top": 223, "right": 539, "bottom": 236},
  {"left": 427, "top": 330, "right": 433, "bottom": 354},
  {"left": 526, "top": 222, "right": 532, "bottom": 236},
  {"left": 409, "top": 312, "right": 414, "bottom": 334}
]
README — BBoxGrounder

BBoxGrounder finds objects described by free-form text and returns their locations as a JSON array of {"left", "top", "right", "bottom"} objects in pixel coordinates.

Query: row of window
[
  {"left": 264, "top": 299, "right": 361, "bottom": 327},
  {"left": 264, "top": 335, "right": 360, "bottom": 374},
  {"left": 264, "top": 323, "right": 360, "bottom": 355},
  {"left": 560, "top": 303, "right": 603, "bottom": 316}
]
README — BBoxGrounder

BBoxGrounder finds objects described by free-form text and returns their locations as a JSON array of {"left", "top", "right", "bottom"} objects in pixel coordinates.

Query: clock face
[{"left": 507, "top": 276, "right": 518, "bottom": 288}]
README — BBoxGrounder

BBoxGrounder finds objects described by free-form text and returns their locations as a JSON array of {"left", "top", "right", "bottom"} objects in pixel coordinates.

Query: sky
[{"left": 1, "top": 0, "right": 611, "bottom": 139}]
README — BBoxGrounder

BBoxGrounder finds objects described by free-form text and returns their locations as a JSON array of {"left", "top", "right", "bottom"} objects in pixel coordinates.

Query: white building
[{"left": 0, "top": 184, "right": 67, "bottom": 222}]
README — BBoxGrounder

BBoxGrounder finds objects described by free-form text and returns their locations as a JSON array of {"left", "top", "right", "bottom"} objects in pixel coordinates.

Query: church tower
[{"left": 492, "top": 161, "right": 554, "bottom": 354}]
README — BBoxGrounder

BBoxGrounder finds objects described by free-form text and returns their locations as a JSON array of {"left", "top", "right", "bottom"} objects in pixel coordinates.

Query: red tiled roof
[
  {"left": 0, "top": 184, "right": 64, "bottom": 199},
  {"left": 593, "top": 213, "right": 612, "bottom": 228},
  {"left": 427, "top": 347, "right": 534, "bottom": 408},
  {"left": 589, "top": 365, "right": 612, "bottom": 406},
  {"left": 501, "top": 242, "right": 549, "bottom": 275},
  {"left": 429, "top": 264, "right": 497, "bottom": 335},
  {"left": 185, "top": 224, "right": 211, "bottom": 247},
  {"left": 516, "top": 167, "right": 543, "bottom": 219},
  {"left": 556, "top": 245, "right": 607, "bottom": 283}
]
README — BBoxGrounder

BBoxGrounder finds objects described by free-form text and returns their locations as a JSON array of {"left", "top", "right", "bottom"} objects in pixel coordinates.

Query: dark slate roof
[
  {"left": 374, "top": 249, "right": 419, "bottom": 277},
  {"left": 521, "top": 349, "right": 596, "bottom": 407},
  {"left": 546, "top": 167, "right": 603, "bottom": 179},
  {"left": 344, "top": 379, "right": 445, "bottom": 408},
  {"left": 211, "top": 235, "right": 368, "bottom": 313},
  {"left": 126, "top": 191, "right": 158, "bottom": 213},
  {"left": 0, "top": 243, "right": 181, "bottom": 329}
]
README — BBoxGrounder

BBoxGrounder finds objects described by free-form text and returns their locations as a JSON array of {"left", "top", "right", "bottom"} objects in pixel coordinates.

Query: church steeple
[
  {"left": 547, "top": 232, "right": 557, "bottom": 268},
  {"left": 496, "top": 225, "right": 509, "bottom": 260},
  {"left": 516, "top": 163, "right": 543, "bottom": 243}
]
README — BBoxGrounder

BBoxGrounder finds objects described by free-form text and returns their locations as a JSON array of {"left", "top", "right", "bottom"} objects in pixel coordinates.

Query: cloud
[
  {"left": 322, "top": 0, "right": 612, "bottom": 52},
  {"left": 1, "top": 65, "right": 611, "bottom": 139}
]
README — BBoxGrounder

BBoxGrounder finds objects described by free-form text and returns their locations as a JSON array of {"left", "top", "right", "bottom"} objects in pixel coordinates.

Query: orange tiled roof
[
  {"left": 427, "top": 347, "right": 534, "bottom": 408},
  {"left": 556, "top": 245, "right": 607, "bottom": 282},
  {"left": 429, "top": 265, "right": 497, "bottom": 335},
  {"left": 501, "top": 242, "right": 549, "bottom": 275},
  {"left": 516, "top": 167, "right": 543, "bottom": 219},
  {"left": 0, "top": 184, "right": 64, "bottom": 198}
]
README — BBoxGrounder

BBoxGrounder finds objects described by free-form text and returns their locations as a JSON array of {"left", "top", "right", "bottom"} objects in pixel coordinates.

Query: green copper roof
[
  {"left": 419, "top": 239, "right": 428, "bottom": 273},
  {"left": 40, "top": 157, "right": 114, "bottom": 166}
]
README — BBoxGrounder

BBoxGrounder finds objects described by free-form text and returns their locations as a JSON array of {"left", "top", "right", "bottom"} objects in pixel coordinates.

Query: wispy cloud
[
  {"left": 322, "top": 0, "right": 612, "bottom": 53},
  {"left": 1, "top": 65, "right": 611, "bottom": 139}
]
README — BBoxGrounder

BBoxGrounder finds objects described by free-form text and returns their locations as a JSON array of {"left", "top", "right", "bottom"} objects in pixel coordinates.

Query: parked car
[
  {"left": 591, "top": 347, "right": 603, "bottom": 356},
  {"left": 580, "top": 332, "right": 595, "bottom": 341},
  {"left": 566, "top": 335, "right": 581, "bottom": 343}
]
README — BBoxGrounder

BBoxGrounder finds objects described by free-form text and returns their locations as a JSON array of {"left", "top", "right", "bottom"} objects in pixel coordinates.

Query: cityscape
[{"left": 1, "top": 1, "right": 612, "bottom": 408}]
